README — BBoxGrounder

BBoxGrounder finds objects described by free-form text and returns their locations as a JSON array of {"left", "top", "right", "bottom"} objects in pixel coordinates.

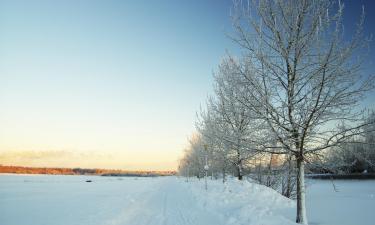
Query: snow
[
  {"left": 306, "top": 179, "right": 375, "bottom": 225},
  {"left": 0, "top": 174, "right": 374, "bottom": 225},
  {"left": 187, "top": 178, "right": 296, "bottom": 225}
]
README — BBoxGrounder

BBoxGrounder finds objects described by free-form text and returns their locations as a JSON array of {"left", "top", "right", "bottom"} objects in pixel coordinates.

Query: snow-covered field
[
  {"left": 0, "top": 174, "right": 374, "bottom": 225},
  {"left": 306, "top": 179, "right": 375, "bottom": 225}
]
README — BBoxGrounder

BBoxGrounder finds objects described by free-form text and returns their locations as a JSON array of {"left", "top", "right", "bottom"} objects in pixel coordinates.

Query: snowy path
[{"left": 105, "top": 178, "right": 226, "bottom": 225}]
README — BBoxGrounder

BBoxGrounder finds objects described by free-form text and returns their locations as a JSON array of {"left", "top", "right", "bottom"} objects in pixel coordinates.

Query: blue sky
[
  {"left": 0, "top": 0, "right": 237, "bottom": 170},
  {"left": 0, "top": 0, "right": 374, "bottom": 170}
]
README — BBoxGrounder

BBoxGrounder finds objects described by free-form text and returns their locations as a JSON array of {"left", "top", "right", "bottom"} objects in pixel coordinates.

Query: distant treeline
[
  {"left": 307, "top": 173, "right": 375, "bottom": 180},
  {"left": 0, "top": 165, "right": 176, "bottom": 176}
]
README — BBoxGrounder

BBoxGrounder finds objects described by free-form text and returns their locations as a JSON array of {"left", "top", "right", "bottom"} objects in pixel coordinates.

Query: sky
[{"left": 0, "top": 0, "right": 374, "bottom": 171}]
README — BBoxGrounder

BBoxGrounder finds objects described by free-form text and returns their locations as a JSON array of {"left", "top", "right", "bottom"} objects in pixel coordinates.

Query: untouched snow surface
[
  {"left": 306, "top": 179, "right": 375, "bottom": 225},
  {"left": 0, "top": 174, "right": 374, "bottom": 225}
]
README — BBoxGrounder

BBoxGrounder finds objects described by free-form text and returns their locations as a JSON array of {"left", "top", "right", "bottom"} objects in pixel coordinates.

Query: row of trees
[
  {"left": 324, "top": 112, "right": 375, "bottom": 174},
  {"left": 179, "top": 0, "right": 375, "bottom": 224}
]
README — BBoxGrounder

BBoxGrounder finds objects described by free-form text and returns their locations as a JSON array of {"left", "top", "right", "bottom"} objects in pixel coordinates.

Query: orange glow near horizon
[
  {"left": 0, "top": 108, "right": 193, "bottom": 171},
  {"left": 0, "top": 149, "right": 181, "bottom": 171}
]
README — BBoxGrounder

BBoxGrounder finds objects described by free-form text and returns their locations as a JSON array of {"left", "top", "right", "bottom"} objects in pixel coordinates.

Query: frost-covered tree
[
  {"left": 179, "top": 134, "right": 207, "bottom": 179},
  {"left": 229, "top": 0, "right": 374, "bottom": 223},
  {"left": 363, "top": 111, "right": 375, "bottom": 169},
  {"left": 325, "top": 111, "right": 375, "bottom": 173},
  {"left": 197, "top": 106, "right": 231, "bottom": 182},
  {"left": 197, "top": 58, "right": 266, "bottom": 180}
]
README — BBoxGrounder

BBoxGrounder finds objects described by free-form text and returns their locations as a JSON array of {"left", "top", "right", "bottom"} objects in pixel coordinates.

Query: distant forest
[{"left": 0, "top": 165, "right": 176, "bottom": 177}]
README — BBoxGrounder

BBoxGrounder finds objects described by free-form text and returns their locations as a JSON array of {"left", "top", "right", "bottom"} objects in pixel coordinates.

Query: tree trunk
[
  {"left": 236, "top": 163, "right": 243, "bottom": 180},
  {"left": 266, "top": 154, "right": 273, "bottom": 187},
  {"left": 296, "top": 157, "right": 308, "bottom": 224},
  {"left": 284, "top": 154, "right": 293, "bottom": 198},
  {"left": 235, "top": 145, "right": 243, "bottom": 180},
  {"left": 222, "top": 167, "right": 226, "bottom": 183}
]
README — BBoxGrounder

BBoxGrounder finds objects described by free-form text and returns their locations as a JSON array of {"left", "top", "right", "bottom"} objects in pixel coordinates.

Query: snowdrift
[{"left": 186, "top": 177, "right": 297, "bottom": 225}]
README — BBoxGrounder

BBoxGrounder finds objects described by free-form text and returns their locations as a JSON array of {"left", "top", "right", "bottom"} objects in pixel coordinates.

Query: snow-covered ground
[
  {"left": 0, "top": 174, "right": 373, "bottom": 225},
  {"left": 306, "top": 179, "right": 375, "bottom": 225}
]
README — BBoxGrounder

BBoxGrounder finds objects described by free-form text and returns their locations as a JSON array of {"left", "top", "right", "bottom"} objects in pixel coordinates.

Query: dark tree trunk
[{"left": 237, "top": 164, "right": 243, "bottom": 180}]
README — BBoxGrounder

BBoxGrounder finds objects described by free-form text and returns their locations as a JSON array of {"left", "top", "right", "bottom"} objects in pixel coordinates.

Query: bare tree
[
  {"left": 324, "top": 111, "right": 375, "bottom": 173},
  {"left": 229, "top": 0, "right": 374, "bottom": 223},
  {"left": 197, "top": 59, "right": 265, "bottom": 180},
  {"left": 178, "top": 134, "right": 207, "bottom": 179},
  {"left": 197, "top": 107, "right": 231, "bottom": 182}
]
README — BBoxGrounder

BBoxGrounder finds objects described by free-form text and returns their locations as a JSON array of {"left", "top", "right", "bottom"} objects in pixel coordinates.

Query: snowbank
[{"left": 186, "top": 177, "right": 297, "bottom": 225}]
